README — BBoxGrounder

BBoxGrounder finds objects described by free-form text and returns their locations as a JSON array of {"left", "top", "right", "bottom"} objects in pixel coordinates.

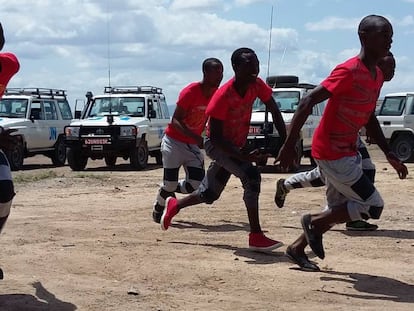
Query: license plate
[
  {"left": 84, "top": 138, "right": 110, "bottom": 145},
  {"left": 249, "top": 126, "right": 261, "bottom": 134}
]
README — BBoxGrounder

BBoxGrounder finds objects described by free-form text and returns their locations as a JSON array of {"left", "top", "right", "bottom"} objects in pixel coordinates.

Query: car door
[
  {"left": 146, "top": 98, "right": 168, "bottom": 149},
  {"left": 26, "top": 101, "right": 47, "bottom": 149},
  {"left": 302, "top": 100, "right": 325, "bottom": 152}
]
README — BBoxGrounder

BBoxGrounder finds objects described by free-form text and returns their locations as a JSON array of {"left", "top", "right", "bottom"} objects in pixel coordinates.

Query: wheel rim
[{"left": 395, "top": 141, "right": 412, "bottom": 161}]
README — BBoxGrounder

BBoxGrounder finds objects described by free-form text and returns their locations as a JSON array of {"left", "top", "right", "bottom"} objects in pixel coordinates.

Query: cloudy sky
[{"left": 1, "top": 0, "right": 413, "bottom": 111}]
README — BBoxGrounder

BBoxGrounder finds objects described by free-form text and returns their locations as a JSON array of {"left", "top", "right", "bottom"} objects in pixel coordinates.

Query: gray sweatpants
[
  {"left": 196, "top": 139, "right": 261, "bottom": 210},
  {"left": 316, "top": 153, "right": 384, "bottom": 221}
]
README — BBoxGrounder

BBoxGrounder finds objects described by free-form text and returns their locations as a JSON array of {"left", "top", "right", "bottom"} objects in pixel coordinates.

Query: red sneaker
[
  {"left": 160, "top": 197, "right": 179, "bottom": 231},
  {"left": 249, "top": 232, "right": 284, "bottom": 252}
]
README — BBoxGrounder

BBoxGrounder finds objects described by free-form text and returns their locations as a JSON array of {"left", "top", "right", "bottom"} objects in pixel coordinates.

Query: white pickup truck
[
  {"left": 246, "top": 75, "right": 325, "bottom": 168},
  {"left": 376, "top": 92, "right": 414, "bottom": 162},
  {"left": 0, "top": 88, "right": 73, "bottom": 170},
  {"left": 65, "top": 86, "right": 170, "bottom": 170}
]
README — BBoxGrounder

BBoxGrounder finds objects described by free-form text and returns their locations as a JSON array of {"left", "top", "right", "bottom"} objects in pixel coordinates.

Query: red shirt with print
[
  {"left": 312, "top": 56, "right": 383, "bottom": 160},
  {"left": 205, "top": 77, "right": 272, "bottom": 148},
  {"left": 0, "top": 52, "right": 20, "bottom": 97},
  {"left": 165, "top": 82, "right": 215, "bottom": 145}
]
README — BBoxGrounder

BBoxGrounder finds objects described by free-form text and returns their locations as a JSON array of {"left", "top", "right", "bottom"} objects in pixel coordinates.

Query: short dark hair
[
  {"left": 231, "top": 47, "right": 255, "bottom": 68},
  {"left": 358, "top": 15, "right": 391, "bottom": 34},
  {"left": 202, "top": 58, "right": 223, "bottom": 73}
]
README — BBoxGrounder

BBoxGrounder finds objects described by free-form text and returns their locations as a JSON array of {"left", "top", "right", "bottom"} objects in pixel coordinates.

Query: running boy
[
  {"left": 152, "top": 58, "right": 223, "bottom": 223},
  {"left": 160, "top": 47, "right": 287, "bottom": 252},
  {"left": 277, "top": 15, "right": 407, "bottom": 271},
  {"left": 275, "top": 52, "right": 396, "bottom": 232}
]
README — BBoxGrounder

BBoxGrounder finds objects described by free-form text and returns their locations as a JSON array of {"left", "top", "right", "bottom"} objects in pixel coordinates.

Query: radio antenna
[
  {"left": 106, "top": 1, "right": 111, "bottom": 88},
  {"left": 266, "top": 5, "right": 274, "bottom": 78}
]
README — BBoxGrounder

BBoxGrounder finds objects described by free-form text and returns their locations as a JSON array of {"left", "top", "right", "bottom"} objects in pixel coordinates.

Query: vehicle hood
[
  {"left": 69, "top": 116, "right": 147, "bottom": 126},
  {"left": 250, "top": 111, "right": 294, "bottom": 123},
  {"left": 0, "top": 118, "right": 29, "bottom": 128}
]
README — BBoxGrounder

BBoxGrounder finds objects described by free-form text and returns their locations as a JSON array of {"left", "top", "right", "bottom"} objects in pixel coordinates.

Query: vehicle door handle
[{"left": 383, "top": 121, "right": 391, "bottom": 125}]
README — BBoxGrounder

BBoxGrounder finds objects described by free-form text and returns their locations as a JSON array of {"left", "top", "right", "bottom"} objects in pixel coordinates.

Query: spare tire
[{"left": 266, "top": 75, "right": 299, "bottom": 87}]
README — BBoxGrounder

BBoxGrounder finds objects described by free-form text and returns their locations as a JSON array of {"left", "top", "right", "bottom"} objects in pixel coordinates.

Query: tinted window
[
  {"left": 58, "top": 100, "right": 73, "bottom": 119},
  {"left": 252, "top": 91, "right": 300, "bottom": 113},
  {"left": 88, "top": 97, "right": 146, "bottom": 117},
  {"left": 379, "top": 96, "right": 406, "bottom": 116},
  {"left": 43, "top": 100, "right": 58, "bottom": 120},
  {"left": 0, "top": 98, "right": 28, "bottom": 118}
]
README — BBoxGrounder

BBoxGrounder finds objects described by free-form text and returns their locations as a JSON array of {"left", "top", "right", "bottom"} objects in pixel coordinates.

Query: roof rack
[
  {"left": 104, "top": 86, "right": 163, "bottom": 95},
  {"left": 5, "top": 88, "right": 67, "bottom": 98}
]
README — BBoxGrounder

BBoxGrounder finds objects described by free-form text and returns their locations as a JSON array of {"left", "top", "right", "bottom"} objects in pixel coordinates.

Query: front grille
[{"left": 80, "top": 126, "right": 120, "bottom": 136}]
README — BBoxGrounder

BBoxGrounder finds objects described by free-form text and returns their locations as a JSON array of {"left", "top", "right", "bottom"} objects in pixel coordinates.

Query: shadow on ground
[
  {"left": 320, "top": 270, "right": 414, "bottom": 303},
  {"left": 0, "top": 281, "right": 77, "bottom": 311},
  {"left": 171, "top": 220, "right": 250, "bottom": 233}
]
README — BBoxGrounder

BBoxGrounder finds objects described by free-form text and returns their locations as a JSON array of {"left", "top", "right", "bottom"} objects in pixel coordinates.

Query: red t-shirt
[
  {"left": 165, "top": 82, "right": 214, "bottom": 144},
  {"left": 206, "top": 77, "right": 272, "bottom": 148},
  {"left": 312, "top": 56, "right": 383, "bottom": 160},
  {"left": 0, "top": 52, "right": 20, "bottom": 97}
]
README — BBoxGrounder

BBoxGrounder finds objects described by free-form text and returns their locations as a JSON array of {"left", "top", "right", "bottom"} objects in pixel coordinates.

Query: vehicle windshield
[
  {"left": 252, "top": 90, "right": 300, "bottom": 113},
  {"left": 0, "top": 98, "right": 28, "bottom": 118},
  {"left": 88, "top": 97, "right": 145, "bottom": 117}
]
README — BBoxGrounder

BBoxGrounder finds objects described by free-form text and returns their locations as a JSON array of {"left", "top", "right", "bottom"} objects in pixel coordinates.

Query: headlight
[
  {"left": 65, "top": 126, "right": 80, "bottom": 138},
  {"left": 119, "top": 126, "right": 137, "bottom": 137}
]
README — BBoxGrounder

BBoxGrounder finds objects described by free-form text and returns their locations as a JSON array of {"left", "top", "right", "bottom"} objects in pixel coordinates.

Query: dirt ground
[{"left": 0, "top": 143, "right": 413, "bottom": 311}]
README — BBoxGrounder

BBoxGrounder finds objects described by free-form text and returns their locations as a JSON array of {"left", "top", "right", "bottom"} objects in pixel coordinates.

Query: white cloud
[
  {"left": 233, "top": 0, "right": 269, "bottom": 6},
  {"left": 399, "top": 15, "right": 414, "bottom": 26},
  {"left": 305, "top": 16, "right": 360, "bottom": 31},
  {"left": 170, "top": 0, "right": 224, "bottom": 11},
  {"left": 1, "top": 0, "right": 413, "bottom": 108}
]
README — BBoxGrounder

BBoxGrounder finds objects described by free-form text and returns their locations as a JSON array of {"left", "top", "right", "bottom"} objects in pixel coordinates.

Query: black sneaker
[
  {"left": 301, "top": 214, "right": 325, "bottom": 259},
  {"left": 274, "top": 178, "right": 289, "bottom": 208},
  {"left": 0, "top": 267, "right": 3, "bottom": 280},
  {"left": 346, "top": 220, "right": 378, "bottom": 231},
  {"left": 152, "top": 203, "right": 164, "bottom": 224}
]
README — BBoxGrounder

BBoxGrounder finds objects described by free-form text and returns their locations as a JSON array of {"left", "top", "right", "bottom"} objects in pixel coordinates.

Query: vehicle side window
[
  {"left": 30, "top": 102, "right": 44, "bottom": 120},
  {"left": 407, "top": 96, "right": 414, "bottom": 115},
  {"left": 379, "top": 97, "right": 406, "bottom": 116},
  {"left": 160, "top": 98, "right": 170, "bottom": 119},
  {"left": 58, "top": 100, "right": 73, "bottom": 119},
  {"left": 153, "top": 100, "right": 163, "bottom": 119},
  {"left": 43, "top": 100, "right": 58, "bottom": 120}
]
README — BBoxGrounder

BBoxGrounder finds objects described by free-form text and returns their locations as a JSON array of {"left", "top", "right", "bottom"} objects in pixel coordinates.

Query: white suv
[
  {"left": 376, "top": 92, "right": 414, "bottom": 162},
  {"left": 65, "top": 86, "right": 170, "bottom": 170},
  {"left": 246, "top": 75, "right": 325, "bottom": 167},
  {"left": 0, "top": 88, "right": 73, "bottom": 170}
]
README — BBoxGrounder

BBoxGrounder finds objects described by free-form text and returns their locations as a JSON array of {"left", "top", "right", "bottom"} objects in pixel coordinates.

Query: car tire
[
  {"left": 154, "top": 150, "right": 163, "bottom": 165},
  {"left": 67, "top": 147, "right": 88, "bottom": 171},
  {"left": 130, "top": 141, "right": 148, "bottom": 170},
  {"left": 6, "top": 141, "right": 24, "bottom": 171},
  {"left": 51, "top": 136, "right": 67, "bottom": 166},
  {"left": 391, "top": 134, "right": 414, "bottom": 162},
  {"left": 104, "top": 155, "right": 117, "bottom": 167}
]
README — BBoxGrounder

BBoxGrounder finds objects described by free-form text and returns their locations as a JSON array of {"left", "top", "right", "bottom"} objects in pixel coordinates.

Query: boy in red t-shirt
[
  {"left": 152, "top": 58, "right": 223, "bottom": 223},
  {"left": 0, "top": 22, "right": 20, "bottom": 279},
  {"left": 160, "top": 47, "right": 287, "bottom": 252},
  {"left": 274, "top": 53, "right": 396, "bottom": 234},
  {"left": 277, "top": 15, "right": 407, "bottom": 271}
]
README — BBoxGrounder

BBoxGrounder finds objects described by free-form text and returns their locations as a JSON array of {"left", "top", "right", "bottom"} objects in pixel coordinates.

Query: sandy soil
[{"left": 0, "top": 143, "right": 413, "bottom": 311}]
